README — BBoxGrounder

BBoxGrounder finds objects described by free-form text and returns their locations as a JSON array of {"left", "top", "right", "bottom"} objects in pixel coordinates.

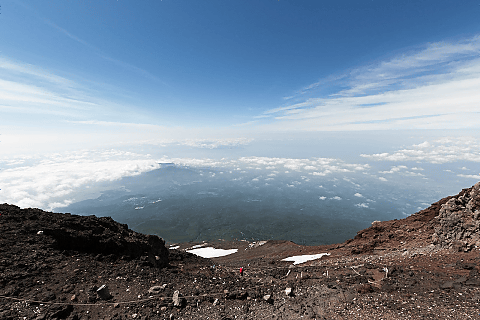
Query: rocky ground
[{"left": 1, "top": 182, "right": 480, "bottom": 319}]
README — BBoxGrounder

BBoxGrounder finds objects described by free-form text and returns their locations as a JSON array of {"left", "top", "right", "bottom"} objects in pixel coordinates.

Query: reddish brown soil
[{"left": 2, "top": 182, "right": 480, "bottom": 319}]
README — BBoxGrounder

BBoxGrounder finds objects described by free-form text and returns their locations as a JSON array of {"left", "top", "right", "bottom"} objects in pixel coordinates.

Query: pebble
[
  {"left": 148, "top": 284, "right": 167, "bottom": 295},
  {"left": 96, "top": 284, "right": 112, "bottom": 300}
]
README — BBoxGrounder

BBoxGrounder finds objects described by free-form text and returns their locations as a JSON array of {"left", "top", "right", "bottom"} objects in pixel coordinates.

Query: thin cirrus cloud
[
  {"left": 0, "top": 57, "right": 76, "bottom": 88},
  {"left": 47, "top": 21, "right": 166, "bottom": 86},
  {"left": 0, "top": 57, "right": 99, "bottom": 117},
  {"left": 260, "top": 35, "right": 480, "bottom": 131},
  {"left": 0, "top": 56, "right": 155, "bottom": 127},
  {"left": 19, "top": 0, "right": 166, "bottom": 86}
]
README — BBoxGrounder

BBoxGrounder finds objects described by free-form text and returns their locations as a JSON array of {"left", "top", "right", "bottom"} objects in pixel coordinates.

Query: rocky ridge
[
  {"left": 433, "top": 182, "right": 480, "bottom": 250},
  {"left": 0, "top": 204, "right": 169, "bottom": 267}
]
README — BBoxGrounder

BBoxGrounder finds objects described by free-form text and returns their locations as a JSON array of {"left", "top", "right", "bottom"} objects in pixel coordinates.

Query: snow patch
[
  {"left": 186, "top": 247, "right": 238, "bottom": 258},
  {"left": 189, "top": 244, "right": 207, "bottom": 249},
  {"left": 281, "top": 253, "right": 330, "bottom": 265}
]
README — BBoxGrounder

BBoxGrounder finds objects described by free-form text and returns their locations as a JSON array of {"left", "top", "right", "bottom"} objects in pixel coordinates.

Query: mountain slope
[{"left": 1, "top": 182, "right": 480, "bottom": 319}]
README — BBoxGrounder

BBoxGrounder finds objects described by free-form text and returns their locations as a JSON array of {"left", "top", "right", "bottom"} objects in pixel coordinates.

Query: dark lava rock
[
  {"left": 49, "top": 304, "right": 73, "bottom": 319},
  {"left": 0, "top": 204, "right": 169, "bottom": 267},
  {"left": 357, "top": 284, "right": 374, "bottom": 294}
]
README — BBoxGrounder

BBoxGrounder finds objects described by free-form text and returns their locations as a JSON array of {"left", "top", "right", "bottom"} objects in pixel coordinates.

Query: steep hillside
[{"left": 1, "top": 182, "right": 480, "bottom": 319}]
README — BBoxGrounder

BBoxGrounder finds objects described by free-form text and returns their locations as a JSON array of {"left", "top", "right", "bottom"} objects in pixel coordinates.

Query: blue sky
[
  {"left": 2, "top": 1, "right": 480, "bottom": 139},
  {"left": 1, "top": 1, "right": 480, "bottom": 210}
]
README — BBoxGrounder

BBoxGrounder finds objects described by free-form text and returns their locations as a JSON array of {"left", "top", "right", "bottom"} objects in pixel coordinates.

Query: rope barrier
[
  {"left": 1, "top": 261, "right": 339, "bottom": 307},
  {"left": 203, "top": 262, "right": 333, "bottom": 273},
  {"left": 0, "top": 260, "right": 380, "bottom": 307},
  {"left": 0, "top": 283, "right": 274, "bottom": 307}
]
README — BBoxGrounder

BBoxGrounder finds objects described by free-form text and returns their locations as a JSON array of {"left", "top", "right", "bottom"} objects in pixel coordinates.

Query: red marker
[{"left": 239, "top": 267, "right": 243, "bottom": 276}]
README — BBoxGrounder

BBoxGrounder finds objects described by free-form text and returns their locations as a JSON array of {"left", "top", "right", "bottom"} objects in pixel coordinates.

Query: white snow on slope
[
  {"left": 282, "top": 253, "right": 330, "bottom": 265},
  {"left": 186, "top": 247, "right": 238, "bottom": 258}
]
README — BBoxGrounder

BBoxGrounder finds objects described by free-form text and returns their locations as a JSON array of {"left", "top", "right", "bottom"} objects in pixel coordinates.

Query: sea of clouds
[{"left": 1, "top": 135, "right": 479, "bottom": 244}]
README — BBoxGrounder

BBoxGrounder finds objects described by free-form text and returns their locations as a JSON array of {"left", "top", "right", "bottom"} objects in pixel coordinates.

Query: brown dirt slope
[{"left": 1, "top": 182, "right": 480, "bottom": 319}]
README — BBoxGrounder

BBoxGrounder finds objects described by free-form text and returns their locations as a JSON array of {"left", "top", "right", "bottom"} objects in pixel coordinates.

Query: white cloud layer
[
  {"left": 4, "top": 141, "right": 476, "bottom": 213},
  {"left": 458, "top": 174, "right": 480, "bottom": 179},
  {"left": 0, "top": 151, "right": 372, "bottom": 211},
  {"left": 355, "top": 203, "right": 369, "bottom": 208},
  {"left": 261, "top": 35, "right": 480, "bottom": 131},
  {"left": 380, "top": 165, "right": 425, "bottom": 177},
  {"left": 361, "top": 137, "right": 480, "bottom": 164},
  {"left": 166, "top": 156, "right": 370, "bottom": 176},
  {"left": 180, "top": 138, "right": 253, "bottom": 149},
  {"left": 0, "top": 150, "right": 161, "bottom": 210}
]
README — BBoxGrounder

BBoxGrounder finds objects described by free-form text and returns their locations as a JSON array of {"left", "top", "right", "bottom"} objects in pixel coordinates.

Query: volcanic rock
[
  {"left": 263, "top": 294, "right": 273, "bottom": 303},
  {"left": 2, "top": 182, "right": 480, "bottom": 319},
  {"left": 285, "top": 287, "right": 293, "bottom": 296},
  {"left": 432, "top": 182, "right": 480, "bottom": 250},
  {"left": 148, "top": 284, "right": 167, "bottom": 295},
  {"left": 0, "top": 204, "right": 169, "bottom": 267},
  {"left": 173, "top": 290, "right": 184, "bottom": 307},
  {"left": 96, "top": 284, "right": 112, "bottom": 300}
]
